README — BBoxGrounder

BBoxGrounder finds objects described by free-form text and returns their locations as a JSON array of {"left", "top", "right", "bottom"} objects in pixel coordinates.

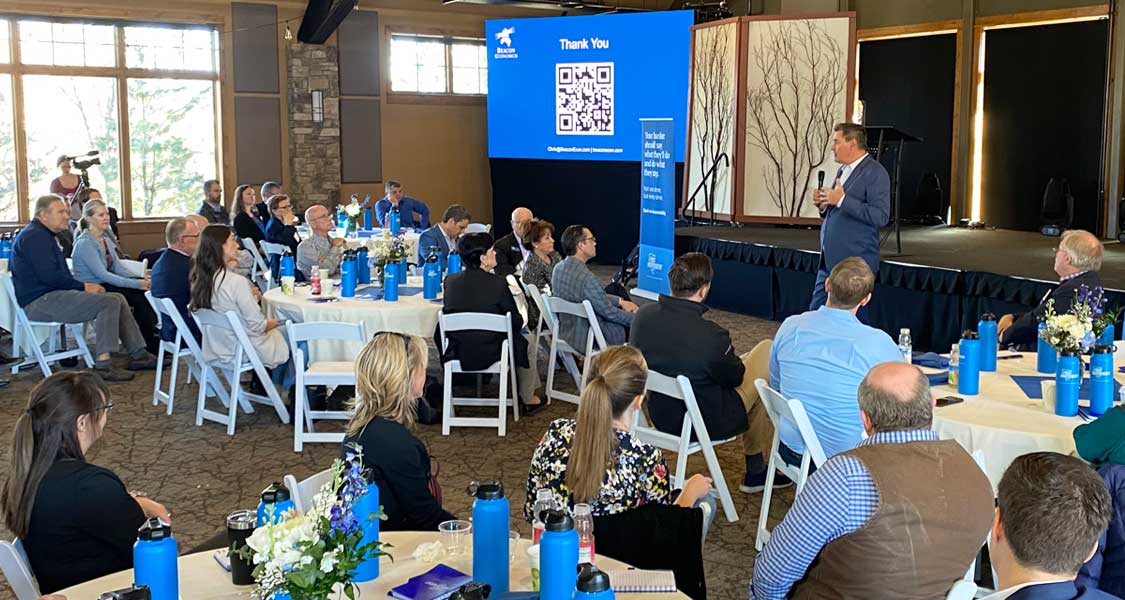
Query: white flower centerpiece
[
  {"left": 239, "top": 449, "right": 389, "bottom": 600},
  {"left": 343, "top": 199, "right": 363, "bottom": 237},
  {"left": 1040, "top": 297, "right": 1096, "bottom": 354},
  {"left": 369, "top": 231, "right": 408, "bottom": 284}
]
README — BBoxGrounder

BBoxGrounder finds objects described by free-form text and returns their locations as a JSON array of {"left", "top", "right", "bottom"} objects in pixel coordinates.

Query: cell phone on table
[{"left": 936, "top": 396, "right": 964, "bottom": 407}]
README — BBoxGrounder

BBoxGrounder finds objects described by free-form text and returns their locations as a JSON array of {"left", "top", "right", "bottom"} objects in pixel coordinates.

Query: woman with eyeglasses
[
  {"left": 2, "top": 372, "right": 170, "bottom": 593},
  {"left": 342, "top": 332, "right": 455, "bottom": 532}
]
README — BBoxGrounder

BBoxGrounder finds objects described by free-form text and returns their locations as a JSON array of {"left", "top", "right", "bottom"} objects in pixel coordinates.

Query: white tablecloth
[
  {"left": 263, "top": 276, "right": 441, "bottom": 362},
  {"left": 932, "top": 353, "right": 1118, "bottom": 490},
  {"left": 57, "top": 531, "right": 689, "bottom": 599},
  {"left": 333, "top": 229, "right": 422, "bottom": 264}
]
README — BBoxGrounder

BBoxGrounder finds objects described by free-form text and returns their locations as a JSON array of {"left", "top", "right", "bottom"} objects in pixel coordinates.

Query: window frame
[
  {"left": 0, "top": 15, "right": 223, "bottom": 223},
  {"left": 385, "top": 28, "right": 486, "bottom": 106}
]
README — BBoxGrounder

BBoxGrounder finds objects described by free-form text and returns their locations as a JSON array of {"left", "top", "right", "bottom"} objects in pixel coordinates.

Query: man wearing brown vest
[{"left": 751, "top": 361, "right": 994, "bottom": 599}]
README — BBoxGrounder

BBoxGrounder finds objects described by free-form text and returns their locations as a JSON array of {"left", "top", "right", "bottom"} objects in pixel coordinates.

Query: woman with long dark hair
[
  {"left": 2, "top": 372, "right": 170, "bottom": 593},
  {"left": 230, "top": 184, "right": 267, "bottom": 246},
  {"left": 190, "top": 224, "right": 289, "bottom": 372},
  {"left": 524, "top": 345, "right": 711, "bottom": 519}
]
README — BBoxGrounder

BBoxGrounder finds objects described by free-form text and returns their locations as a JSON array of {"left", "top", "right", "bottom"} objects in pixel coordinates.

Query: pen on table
[{"left": 997, "top": 354, "right": 1024, "bottom": 360}]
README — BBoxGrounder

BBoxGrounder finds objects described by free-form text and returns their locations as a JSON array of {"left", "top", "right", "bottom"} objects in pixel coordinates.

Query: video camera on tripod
[{"left": 62, "top": 150, "right": 101, "bottom": 180}]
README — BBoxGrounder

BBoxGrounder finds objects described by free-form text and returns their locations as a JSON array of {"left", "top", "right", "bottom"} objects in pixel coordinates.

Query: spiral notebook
[{"left": 606, "top": 568, "right": 677, "bottom": 593}]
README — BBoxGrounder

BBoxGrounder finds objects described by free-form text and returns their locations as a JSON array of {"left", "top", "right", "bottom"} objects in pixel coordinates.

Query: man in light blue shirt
[{"left": 769, "top": 257, "right": 903, "bottom": 463}]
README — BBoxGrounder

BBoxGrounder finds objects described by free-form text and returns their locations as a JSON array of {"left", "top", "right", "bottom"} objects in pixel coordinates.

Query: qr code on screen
[{"left": 555, "top": 62, "right": 614, "bottom": 136}]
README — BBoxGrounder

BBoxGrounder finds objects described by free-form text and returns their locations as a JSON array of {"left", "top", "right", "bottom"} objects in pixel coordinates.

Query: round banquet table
[
  {"left": 931, "top": 352, "right": 1121, "bottom": 490},
  {"left": 263, "top": 276, "right": 441, "bottom": 362},
  {"left": 57, "top": 530, "right": 689, "bottom": 599}
]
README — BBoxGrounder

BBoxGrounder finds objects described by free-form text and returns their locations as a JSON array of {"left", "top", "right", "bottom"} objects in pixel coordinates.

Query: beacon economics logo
[{"left": 494, "top": 26, "right": 518, "bottom": 59}]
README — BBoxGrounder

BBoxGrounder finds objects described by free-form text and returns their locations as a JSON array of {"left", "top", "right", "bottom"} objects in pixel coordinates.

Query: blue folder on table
[{"left": 1010, "top": 375, "right": 1122, "bottom": 400}]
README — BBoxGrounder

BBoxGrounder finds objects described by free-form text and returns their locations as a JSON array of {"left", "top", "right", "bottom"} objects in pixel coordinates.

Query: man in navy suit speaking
[{"left": 810, "top": 122, "right": 890, "bottom": 313}]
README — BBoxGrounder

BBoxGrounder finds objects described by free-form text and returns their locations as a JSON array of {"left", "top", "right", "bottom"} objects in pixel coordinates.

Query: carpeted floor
[{"left": 0, "top": 267, "right": 786, "bottom": 599}]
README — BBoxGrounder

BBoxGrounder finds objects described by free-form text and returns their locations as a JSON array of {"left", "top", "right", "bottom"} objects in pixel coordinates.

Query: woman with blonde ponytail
[
  {"left": 341, "top": 332, "right": 455, "bottom": 532},
  {"left": 2, "top": 372, "right": 170, "bottom": 593},
  {"left": 524, "top": 346, "right": 712, "bottom": 520}
]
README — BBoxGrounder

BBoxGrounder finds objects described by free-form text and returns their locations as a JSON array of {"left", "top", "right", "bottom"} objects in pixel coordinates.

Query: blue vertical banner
[{"left": 636, "top": 118, "right": 675, "bottom": 298}]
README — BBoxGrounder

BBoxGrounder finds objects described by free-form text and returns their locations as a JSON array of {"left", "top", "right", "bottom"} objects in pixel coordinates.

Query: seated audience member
[
  {"left": 190, "top": 225, "right": 289, "bottom": 381},
  {"left": 552, "top": 224, "right": 638, "bottom": 347},
  {"left": 769, "top": 257, "right": 902, "bottom": 463},
  {"left": 418, "top": 204, "right": 471, "bottom": 270},
  {"left": 631, "top": 253, "right": 778, "bottom": 493},
  {"left": 2, "top": 372, "right": 171, "bottom": 593},
  {"left": 751, "top": 362, "right": 994, "bottom": 599},
  {"left": 12, "top": 195, "right": 156, "bottom": 381},
  {"left": 258, "top": 181, "right": 281, "bottom": 227},
  {"left": 264, "top": 194, "right": 304, "bottom": 281},
  {"left": 230, "top": 184, "right": 266, "bottom": 247},
  {"left": 71, "top": 198, "right": 160, "bottom": 356},
  {"left": 197, "top": 179, "right": 228, "bottom": 224},
  {"left": 342, "top": 332, "right": 455, "bottom": 531},
  {"left": 297, "top": 204, "right": 346, "bottom": 279},
  {"left": 524, "top": 345, "right": 711, "bottom": 518},
  {"left": 374, "top": 180, "right": 430, "bottom": 230},
  {"left": 999, "top": 229, "right": 1104, "bottom": 349},
  {"left": 150, "top": 216, "right": 204, "bottom": 344},
  {"left": 493, "top": 207, "right": 534, "bottom": 278},
  {"left": 442, "top": 233, "right": 541, "bottom": 411},
  {"left": 57, "top": 188, "right": 118, "bottom": 258},
  {"left": 520, "top": 219, "right": 562, "bottom": 327},
  {"left": 984, "top": 452, "right": 1117, "bottom": 600}
]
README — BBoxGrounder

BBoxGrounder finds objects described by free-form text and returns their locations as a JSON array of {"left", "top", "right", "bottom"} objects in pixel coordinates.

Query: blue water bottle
[
  {"left": 468, "top": 481, "right": 510, "bottom": 596},
  {"left": 133, "top": 518, "right": 178, "bottom": 600},
  {"left": 256, "top": 481, "right": 297, "bottom": 526},
  {"left": 356, "top": 247, "right": 370, "bottom": 285},
  {"left": 424, "top": 247, "right": 441, "bottom": 300},
  {"left": 1037, "top": 321, "right": 1058, "bottom": 374},
  {"left": 978, "top": 313, "right": 998, "bottom": 372},
  {"left": 0, "top": 233, "right": 11, "bottom": 260},
  {"left": 573, "top": 564, "right": 615, "bottom": 600},
  {"left": 540, "top": 509, "right": 579, "bottom": 600},
  {"left": 337, "top": 206, "right": 347, "bottom": 229},
  {"left": 397, "top": 258, "right": 407, "bottom": 284},
  {"left": 363, "top": 207, "right": 373, "bottom": 230},
  {"left": 1056, "top": 350, "right": 1081, "bottom": 417},
  {"left": 1091, "top": 344, "right": 1114, "bottom": 416},
  {"left": 280, "top": 251, "right": 295, "bottom": 277},
  {"left": 340, "top": 250, "right": 357, "bottom": 298},
  {"left": 351, "top": 476, "right": 381, "bottom": 582},
  {"left": 1100, "top": 323, "right": 1116, "bottom": 346},
  {"left": 389, "top": 205, "right": 401, "bottom": 234},
  {"left": 383, "top": 261, "right": 399, "bottom": 302},
  {"left": 958, "top": 330, "right": 981, "bottom": 396},
  {"left": 447, "top": 251, "right": 462, "bottom": 275}
]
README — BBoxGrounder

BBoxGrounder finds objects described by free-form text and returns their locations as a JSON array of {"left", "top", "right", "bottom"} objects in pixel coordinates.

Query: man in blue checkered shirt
[{"left": 750, "top": 361, "right": 994, "bottom": 599}]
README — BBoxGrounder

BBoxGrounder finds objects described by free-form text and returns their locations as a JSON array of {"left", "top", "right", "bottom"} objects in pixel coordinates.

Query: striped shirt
[{"left": 750, "top": 429, "right": 941, "bottom": 600}]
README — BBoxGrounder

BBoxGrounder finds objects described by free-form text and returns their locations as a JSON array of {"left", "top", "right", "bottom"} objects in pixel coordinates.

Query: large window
[
  {"left": 0, "top": 17, "right": 221, "bottom": 222},
  {"left": 390, "top": 33, "right": 486, "bottom": 96}
]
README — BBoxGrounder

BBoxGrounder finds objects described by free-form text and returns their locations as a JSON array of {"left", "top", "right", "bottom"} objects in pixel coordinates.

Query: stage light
[{"left": 969, "top": 32, "right": 986, "bottom": 224}]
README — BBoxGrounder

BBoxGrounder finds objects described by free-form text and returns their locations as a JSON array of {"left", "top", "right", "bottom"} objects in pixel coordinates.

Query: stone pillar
[{"left": 287, "top": 44, "right": 341, "bottom": 213}]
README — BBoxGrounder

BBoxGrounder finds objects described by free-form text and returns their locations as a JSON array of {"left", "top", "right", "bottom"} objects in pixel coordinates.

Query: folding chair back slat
[
  {"left": 145, "top": 291, "right": 195, "bottom": 415},
  {"left": 1, "top": 272, "right": 94, "bottom": 377},
  {"left": 0, "top": 539, "right": 39, "bottom": 600},
  {"left": 287, "top": 320, "right": 365, "bottom": 451},
  {"left": 438, "top": 311, "right": 518, "bottom": 436}
]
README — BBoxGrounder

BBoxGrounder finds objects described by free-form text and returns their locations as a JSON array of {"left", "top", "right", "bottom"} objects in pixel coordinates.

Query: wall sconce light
[{"left": 312, "top": 90, "right": 324, "bottom": 123}]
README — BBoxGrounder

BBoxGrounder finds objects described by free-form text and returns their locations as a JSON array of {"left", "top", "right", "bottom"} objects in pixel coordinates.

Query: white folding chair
[
  {"left": 1, "top": 272, "right": 94, "bottom": 377},
  {"left": 439, "top": 312, "right": 520, "bottom": 436},
  {"left": 191, "top": 309, "right": 291, "bottom": 435},
  {"left": 753, "top": 379, "right": 829, "bottom": 551},
  {"left": 288, "top": 320, "right": 365, "bottom": 452},
  {"left": 465, "top": 223, "right": 491, "bottom": 234},
  {"left": 243, "top": 238, "right": 272, "bottom": 291},
  {"left": 0, "top": 539, "right": 38, "bottom": 600},
  {"left": 283, "top": 468, "right": 335, "bottom": 515},
  {"left": 145, "top": 292, "right": 195, "bottom": 415},
  {"left": 260, "top": 241, "right": 289, "bottom": 285},
  {"left": 154, "top": 297, "right": 229, "bottom": 412},
  {"left": 631, "top": 370, "right": 741, "bottom": 522},
  {"left": 118, "top": 258, "right": 148, "bottom": 278},
  {"left": 544, "top": 296, "right": 606, "bottom": 405},
  {"left": 505, "top": 274, "right": 530, "bottom": 327}
]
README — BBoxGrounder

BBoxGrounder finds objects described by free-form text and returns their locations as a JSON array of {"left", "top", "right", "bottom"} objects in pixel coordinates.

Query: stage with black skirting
[{"left": 675, "top": 224, "right": 1125, "bottom": 353}]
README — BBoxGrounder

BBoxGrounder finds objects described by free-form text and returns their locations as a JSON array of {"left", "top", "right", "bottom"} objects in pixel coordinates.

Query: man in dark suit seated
[
  {"left": 493, "top": 206, "right": 534, "bottom": 278},
  {"left": 418, "top": 204, "right": 471, "bottom": 270},
  {"left": 983, "top": 452, "right": 1118, "bottom": 600},
  {"left": 999, "top": 230, "right": 1104, "bottom": 350},
  {"left": 150, "top": 215, "right": 205, "bottom": 344},
  {"left": 810, "top": 122, "right": 890, "bottom": 317}
]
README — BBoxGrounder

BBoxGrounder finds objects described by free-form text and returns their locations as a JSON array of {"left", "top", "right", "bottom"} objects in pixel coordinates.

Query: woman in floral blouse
[{"left": 524, "top": 345, "right": 712, "bottom": 520}]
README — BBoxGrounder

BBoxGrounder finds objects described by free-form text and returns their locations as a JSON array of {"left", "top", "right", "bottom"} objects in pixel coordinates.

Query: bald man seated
[
  {"left": 999, "top": 229, "right": 1104, "bottom": 350},
  {"left": 296, "top": 204, "right": 346, "bottom": 280},
  {"left": 493, "top": 207, "right": 534, "bottom": 278},
  {"left": 751, "top": 362, "right": 994, "bottom": 600}
]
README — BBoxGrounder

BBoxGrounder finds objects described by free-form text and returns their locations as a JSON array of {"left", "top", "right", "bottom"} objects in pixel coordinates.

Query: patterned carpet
[{"left": 0, "top": 268, "right": 787, "bottom": 599}]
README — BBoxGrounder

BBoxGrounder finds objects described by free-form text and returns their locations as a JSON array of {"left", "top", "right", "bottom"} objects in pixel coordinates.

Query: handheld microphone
[{"left": 817, "top": 170, "right": 825, "bottom": 190}]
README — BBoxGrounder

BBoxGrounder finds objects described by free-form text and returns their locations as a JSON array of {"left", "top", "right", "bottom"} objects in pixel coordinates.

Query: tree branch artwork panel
[
  {"left": 691, "top": 26, "right": 735, "bottom": 215},
  {"left": 746, "top": 19, "right": 845, "bottom": 217}
]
